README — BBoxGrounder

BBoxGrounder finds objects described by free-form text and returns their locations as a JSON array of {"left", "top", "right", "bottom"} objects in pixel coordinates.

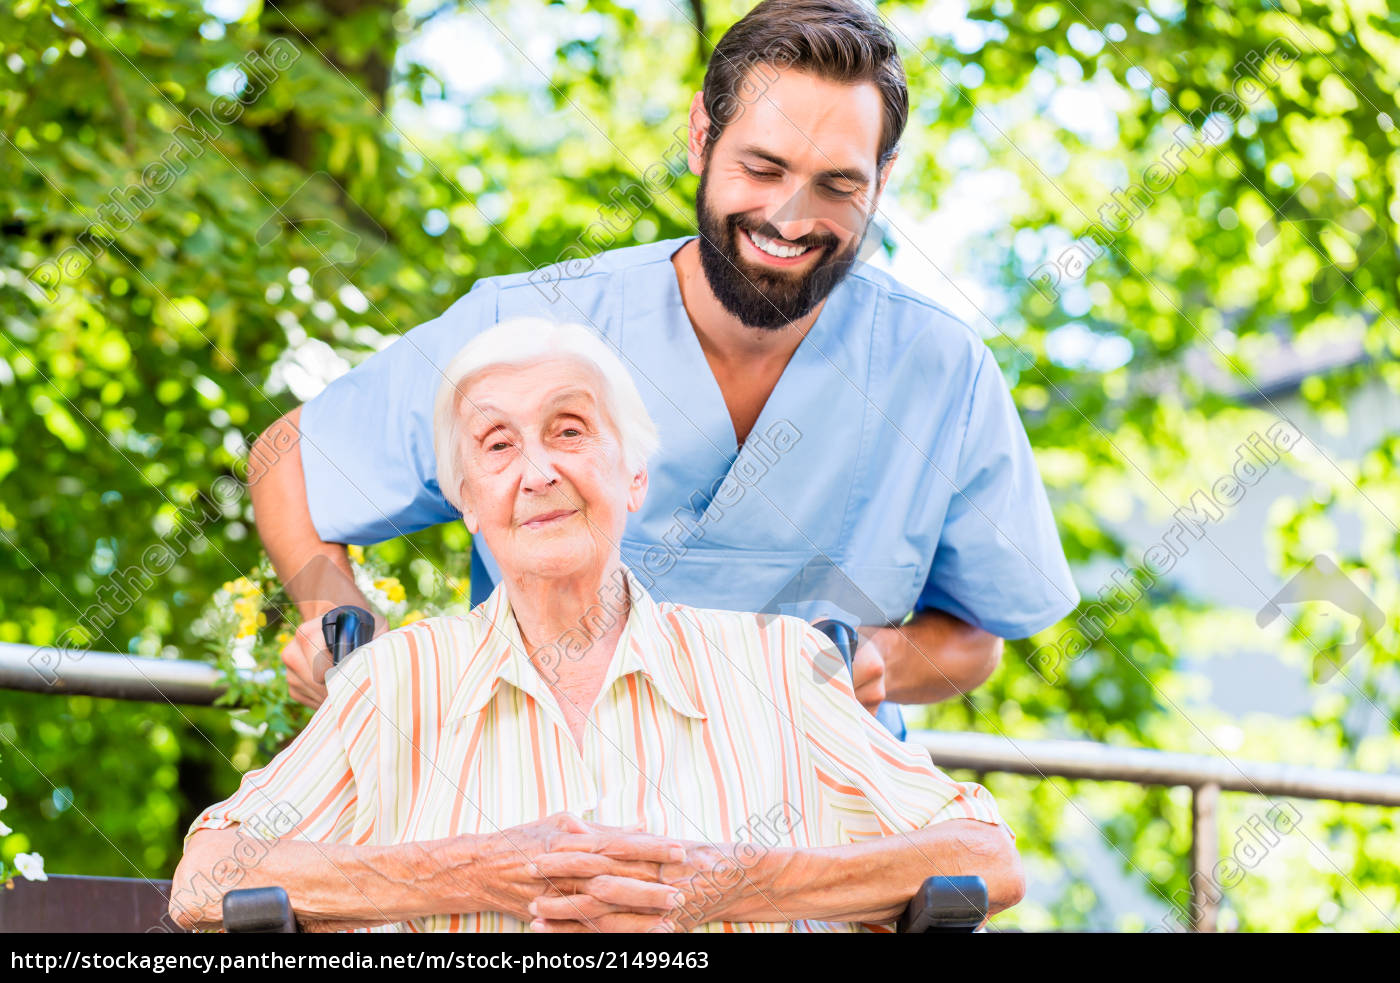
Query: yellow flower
[
  {"left": 397, "top": 609, "right": 426, "bottom": 627},
  {"left": 220, "top": 577, "right": 253, "bottom": 597},
  {"left": 232, "top": 597, "right": 263, "bottom": 639},
  {"left": 374, "top": 577, "right": 406, "bottom": 604},
  {"left": 347, "top": 545, "right": 365, "bottom": 563},
  {"left": 226, "top": 577, "right": 259, "bottom": 599}
]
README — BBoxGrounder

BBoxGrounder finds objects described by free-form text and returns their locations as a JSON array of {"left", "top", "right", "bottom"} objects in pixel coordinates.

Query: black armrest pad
[
  {"left": 898, "top": 875, "right": 987, "bottom": 933},
  {"left": 222, "top": 886, "right": 298, "bottom": 933}
]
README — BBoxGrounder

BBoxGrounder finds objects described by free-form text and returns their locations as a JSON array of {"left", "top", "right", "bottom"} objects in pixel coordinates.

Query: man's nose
[
  {"left": 769, "top": 179, "right": 862, "bottom": 244},
  {"left": 766, "top": 179, "right": 823, "bottom": 243}
]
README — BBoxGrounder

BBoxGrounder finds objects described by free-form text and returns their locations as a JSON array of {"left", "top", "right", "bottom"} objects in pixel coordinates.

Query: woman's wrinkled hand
[
  {"left": 529, "top": 832, "right": 761, "bottom": 932},
  {"left": 465, "top": 814, "right": 687, "bottom": 927}
]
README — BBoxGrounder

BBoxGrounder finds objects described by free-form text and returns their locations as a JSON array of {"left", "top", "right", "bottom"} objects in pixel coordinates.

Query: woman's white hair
[{"left": 433, "top": 316, "right": 660, "bottom": 515}]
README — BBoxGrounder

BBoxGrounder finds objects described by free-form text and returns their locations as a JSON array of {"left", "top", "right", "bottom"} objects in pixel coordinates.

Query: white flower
[
  {"left": 0, "top": 792, "right": 8, "bottom": 811},
  {"left": 230, "top": 634, "right": 257, "bottom": 671},
  {"left": 14, "top": 852, "right": 46, "bottom": 881},
  {"left": 230, "top": 716, "right": 269, "bottom": 740},
  {"left": 0, "top": 819, "right": 11, "bottom": 836},
  {"left": 351, "top": 563, "right": 379, "bottom": 600}
]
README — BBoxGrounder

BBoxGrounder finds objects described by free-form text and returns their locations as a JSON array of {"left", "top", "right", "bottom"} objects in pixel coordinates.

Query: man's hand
[
  {"left": 872, "top": 611, "right": 1004, "bottom": 705},
  {"left": 281, "top": 606, "right": 387, "bottom": 709},
  {"left": 850, "top": 630, "right": 887, "bottom": 713}
]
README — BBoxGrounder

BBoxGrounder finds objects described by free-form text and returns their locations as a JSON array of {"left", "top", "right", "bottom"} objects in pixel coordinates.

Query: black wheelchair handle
[
  {"left": 812, "top": 618, "right": 860, "bottom": 663},
  {"left": 321, "top": 604, "right": 375, "bottom": 666},
  {"left": 811, "top": 618, "right": 907, "bottom": 741}
]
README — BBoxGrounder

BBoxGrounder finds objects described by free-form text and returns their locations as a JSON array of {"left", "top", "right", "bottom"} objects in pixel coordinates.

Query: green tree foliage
[{"left": 1, "top": 0, "right": 1396, "bottom": 930}]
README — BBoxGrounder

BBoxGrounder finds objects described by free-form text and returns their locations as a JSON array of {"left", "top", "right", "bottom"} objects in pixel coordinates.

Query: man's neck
[{"left": 670, "top": 238, "right": 825, "bottom": 370}]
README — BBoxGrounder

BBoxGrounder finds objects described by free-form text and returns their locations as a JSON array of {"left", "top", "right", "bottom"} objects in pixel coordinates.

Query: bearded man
[{"left": 251, "top": 0, "right": 1078, "bottom": 724}]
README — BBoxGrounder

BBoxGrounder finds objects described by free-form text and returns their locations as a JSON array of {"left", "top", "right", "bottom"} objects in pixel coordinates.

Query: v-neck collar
[
  {"left": 662, "top": 236, "right": 844, "bottom": 454},
  {"left": 610, "top": 235, "right": 870, "bottom": 556}
]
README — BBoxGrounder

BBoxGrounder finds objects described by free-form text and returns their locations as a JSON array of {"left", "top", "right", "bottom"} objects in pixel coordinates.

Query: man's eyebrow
[{"left": 737, "top": 144, "right": 872, "bottom": 186}]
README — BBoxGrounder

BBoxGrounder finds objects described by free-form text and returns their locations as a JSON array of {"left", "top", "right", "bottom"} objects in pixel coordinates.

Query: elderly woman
[{"left": 173, "top": 317, "right": 1023, "bottom": 933}]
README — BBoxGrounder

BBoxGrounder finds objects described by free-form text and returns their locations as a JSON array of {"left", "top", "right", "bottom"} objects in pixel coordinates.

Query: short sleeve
[
  {"left": 299, "top": 279, "right": 501, "bottom": 545},
  {"left": 916, "top": 348, "right": 1079, "bottom": 639},
  {"left": 791, "top": 623, "right": 1009, "bottom": 846},
  {"left": 183, "top": 658, "right": 377, "bottom": 849}
]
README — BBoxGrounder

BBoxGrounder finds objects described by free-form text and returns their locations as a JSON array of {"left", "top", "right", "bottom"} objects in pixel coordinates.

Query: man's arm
[
  {"left": 249, "top": 283, "right": 505, "bottom": 707},
  {"left": 893, "top": 345, "right": 1077, "bottom": 704},
  {"left": 249, "top": 407, "right": 384, "bottom": 708},
  {"left": 859, "top": 609, "right": 1003, "bottom": 707}
]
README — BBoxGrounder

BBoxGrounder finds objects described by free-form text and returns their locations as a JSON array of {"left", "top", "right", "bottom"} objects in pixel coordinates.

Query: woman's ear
[
  {"left": 458, "top": 479, "right": 479, "bottom": 534},
  {"left": 626, "top": 466, "right": 649, "bottom": 513}
]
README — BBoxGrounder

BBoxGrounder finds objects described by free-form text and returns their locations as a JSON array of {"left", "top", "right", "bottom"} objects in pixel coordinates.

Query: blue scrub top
[{"left": 300, "top": 236, "right": 1078, "bottom": 639}]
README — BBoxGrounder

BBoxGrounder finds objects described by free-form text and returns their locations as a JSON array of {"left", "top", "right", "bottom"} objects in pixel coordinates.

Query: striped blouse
[{"left": 186, "top": 565, "right": 1007, "bottom": 932}]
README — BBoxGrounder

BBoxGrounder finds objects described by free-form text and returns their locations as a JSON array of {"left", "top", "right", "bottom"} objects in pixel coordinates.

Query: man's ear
[
  {"left": 687, "top": 91, "right": 712, "bottom": 177},
  {"left": 874, "top": 149, "right": 899, "bottom": 199},
  {"left": 626, "top": 466, "right": 649, "bottom": 513}
]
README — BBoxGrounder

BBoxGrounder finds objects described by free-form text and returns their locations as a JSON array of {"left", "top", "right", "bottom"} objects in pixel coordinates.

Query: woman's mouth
[{"left": 522, "top": 509, "right": 577, "bottom": 529}]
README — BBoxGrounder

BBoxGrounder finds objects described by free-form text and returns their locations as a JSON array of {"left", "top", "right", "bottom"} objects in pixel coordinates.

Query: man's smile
[{"left": 740, "top": 227, "right": 822, "bottom": 266}]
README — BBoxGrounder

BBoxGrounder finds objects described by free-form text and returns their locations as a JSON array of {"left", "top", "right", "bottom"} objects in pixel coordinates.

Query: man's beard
[{"left": 694, "top": 167, "right": 869, "bottom": 331}]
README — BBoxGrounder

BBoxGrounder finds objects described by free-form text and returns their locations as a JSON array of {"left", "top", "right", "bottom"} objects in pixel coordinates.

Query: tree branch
[{"left": 688, "top": 0, "right": 710, "bottom": 67}]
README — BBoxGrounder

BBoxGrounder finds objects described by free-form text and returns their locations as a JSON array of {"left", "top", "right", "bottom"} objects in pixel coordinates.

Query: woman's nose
[{"left": 519, "top": 439, "right": 561, "bottom": 491}]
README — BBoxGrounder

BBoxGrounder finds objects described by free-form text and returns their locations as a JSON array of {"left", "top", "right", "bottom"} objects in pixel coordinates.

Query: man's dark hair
[{"left": 700, "top": 0, "right": 909, "bottom": 170}]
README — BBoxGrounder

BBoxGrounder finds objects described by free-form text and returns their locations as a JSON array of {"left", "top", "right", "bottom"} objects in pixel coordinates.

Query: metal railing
[
  {"left": 905, "top": 730, "right": 1400, "bottom": 931},
  {"left": 5, "top": 641, "right": 1399, "bottom": 931}
]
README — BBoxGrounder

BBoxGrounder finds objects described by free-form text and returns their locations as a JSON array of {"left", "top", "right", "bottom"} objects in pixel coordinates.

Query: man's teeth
[{"left": 748, "top": 229, "right": 811, "bottom": 259}]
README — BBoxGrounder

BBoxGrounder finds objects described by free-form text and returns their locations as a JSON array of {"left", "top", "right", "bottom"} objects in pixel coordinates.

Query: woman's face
[{"left": 452, "top": 357, "right": 647, "bottom": 582}]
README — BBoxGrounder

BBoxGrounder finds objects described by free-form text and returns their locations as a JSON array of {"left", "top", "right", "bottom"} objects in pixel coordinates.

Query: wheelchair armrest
[
  {"left": 222, "top": 886, "right": 298, "bottom": 933},
  {"left": 897, "top": 875, "right": 987, "bottom": 933},
  {"left": 221, "top": 876, "right": 986, "bottom": 934}
]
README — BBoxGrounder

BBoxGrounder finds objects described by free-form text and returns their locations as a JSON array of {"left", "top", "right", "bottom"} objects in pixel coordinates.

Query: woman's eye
[
  {"left": 560, "top": 428, "right": 581, "bottom": 438},
  {"left": 488, "top": 441, "right": 510, "bottom": 452}
]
